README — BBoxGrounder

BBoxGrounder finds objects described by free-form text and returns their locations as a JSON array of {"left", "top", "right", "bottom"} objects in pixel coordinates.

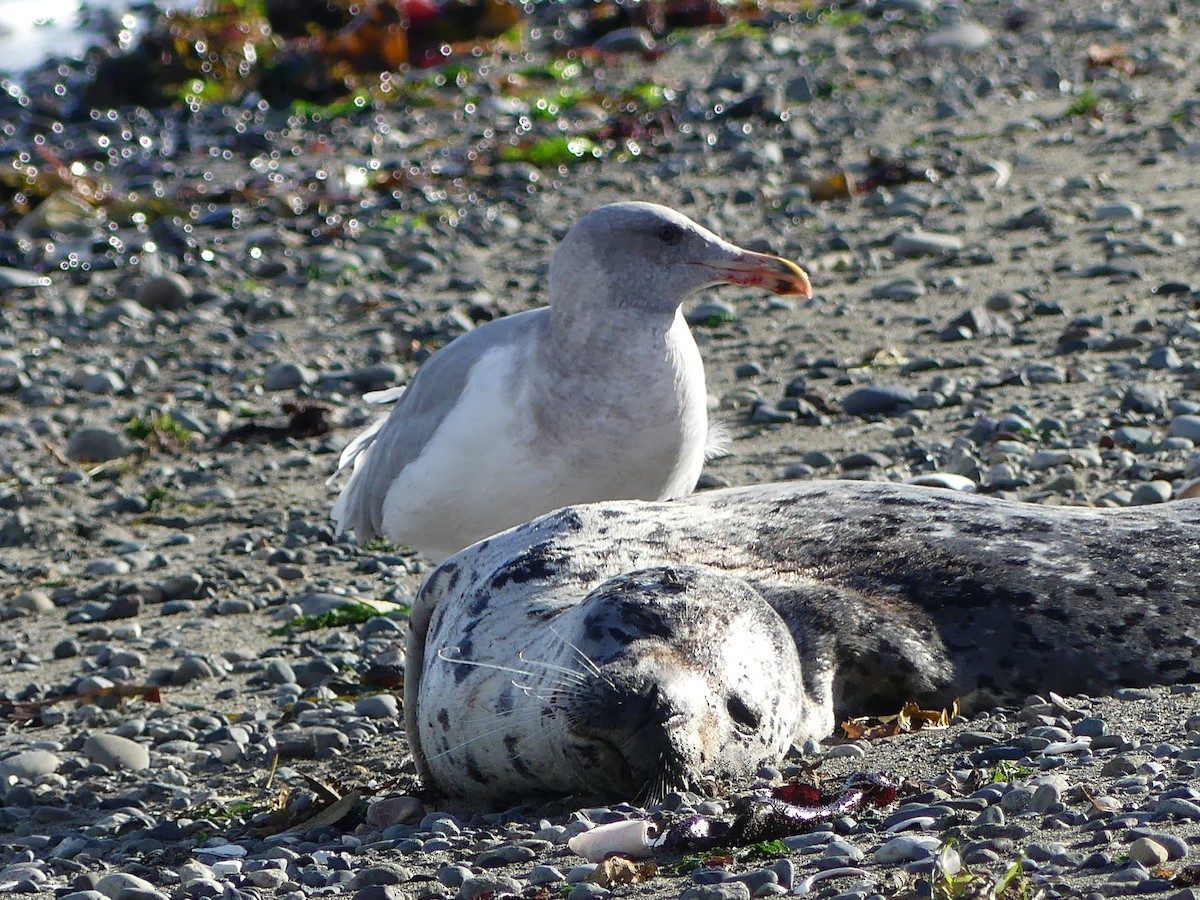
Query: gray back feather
[{"left": 333, "top": 308, "right": 548, "bottom": 541}]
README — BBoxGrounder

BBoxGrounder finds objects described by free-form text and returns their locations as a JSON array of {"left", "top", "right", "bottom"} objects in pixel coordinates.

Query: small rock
[
  {"left": 83, "top": 734, "right": 151, "bottom": 771},
  {"left": 843, "top": 385, "right": 917, "bottom": 416},
  {"left": 892, "top": 229, "right": 963, "bottom": 258},
  {"left": 0, "top": 749, "right": 62, "bottom": 780},
  {"left": 366, "top": 796, "right": 425, "bottom": 828},
  {"left": 1131, "top": 481, "right": 1172, "bottom": 505},
  {"left": 136, "top": 273, "right": 194, "bottom": 309},
  {"left": 1128, "top": 838, "right": 1169, "bottom": 867},
  {"left": 66, "top": 428, "right": 133, "bottom": 463},
  {"left": 874, "top": 835, "right": 941, "bottom": 864},
  {"left": 264, "top": 361, "right": 317, "bottom": 391}
]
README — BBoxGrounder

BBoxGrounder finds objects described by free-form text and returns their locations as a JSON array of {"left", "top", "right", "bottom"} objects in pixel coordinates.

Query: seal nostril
[{"left": 727, "top": 695, "right": 761, "bottom": 731}]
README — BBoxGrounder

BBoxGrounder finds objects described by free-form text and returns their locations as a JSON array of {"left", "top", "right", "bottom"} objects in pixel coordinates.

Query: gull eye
[{"left": 657, "top": 223, "right": 684, "bottom": 245}]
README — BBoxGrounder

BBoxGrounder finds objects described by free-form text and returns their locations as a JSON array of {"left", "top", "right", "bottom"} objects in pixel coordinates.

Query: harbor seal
[{"left": 406, "top": 480, "right": 1200, "bottom": 803}]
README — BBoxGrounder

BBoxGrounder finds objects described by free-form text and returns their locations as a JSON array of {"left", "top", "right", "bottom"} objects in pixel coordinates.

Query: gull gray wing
[{"left": 331, "top": 308, "right": 548, "bottom": 542}]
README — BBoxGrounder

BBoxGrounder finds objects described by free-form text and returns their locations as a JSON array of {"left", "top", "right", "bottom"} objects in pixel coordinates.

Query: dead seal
[{"left": 406, "top": 480, "right": 1200, "bottom": 803}]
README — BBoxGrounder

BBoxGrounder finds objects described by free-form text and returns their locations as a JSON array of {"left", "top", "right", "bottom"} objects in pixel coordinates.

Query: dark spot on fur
[
  {"left": 574, "top": 741, "right": 602, "bottom": 767},
  {"left": 467, "top": 592, "right": 489, "bottom": 618},
  {"left": 440, "top": 562, "right": 461, "bottom": 594},
  {"left": 497, "top": 686, "right": 515, "bottom": 715},
  {"left": 489, "top": 542, "right": 564, "bottom": 590},
  {"left": 504, "top": 735, "right": 534, "bottom": 778},
  {"left": 452, "top": 635, "right": 476, "bottom": 684},
  {"left": 465, "top": 756, "right": 486, "bottom": 783},
  {"left": 553, "top": 508, "right": 585, "bottom": 533},
  {"left": 437, "top": 709, "right": 450, "bottom": 731}
]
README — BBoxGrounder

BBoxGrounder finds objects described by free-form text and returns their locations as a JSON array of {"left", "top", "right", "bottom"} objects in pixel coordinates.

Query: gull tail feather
[
  {"left": 704, "top": 421, "right": 731, "bottom": 461},
  {"left": 327, "top": 386, "right": 407, "bottom": 538}
]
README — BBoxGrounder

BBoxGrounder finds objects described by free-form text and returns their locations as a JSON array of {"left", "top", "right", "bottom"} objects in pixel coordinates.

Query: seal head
[{"left": 412, "top": 564, "right": 807, "bottom": 803}]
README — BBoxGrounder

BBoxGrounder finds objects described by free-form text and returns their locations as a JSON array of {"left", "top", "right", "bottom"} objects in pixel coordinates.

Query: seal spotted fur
[{"left": 406, "top": 480, "right": 1200, "bottom": 802}]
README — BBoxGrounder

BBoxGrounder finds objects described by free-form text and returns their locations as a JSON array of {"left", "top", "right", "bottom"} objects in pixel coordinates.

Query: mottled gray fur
[{"left": 408, "top": 480, "right": 1200, "bottom": 802}]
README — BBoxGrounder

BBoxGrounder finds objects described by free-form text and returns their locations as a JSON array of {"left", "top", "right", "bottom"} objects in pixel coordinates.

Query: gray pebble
[
  {"left": 277, "top": 727, "right": 350, "bottom": 758},
  {"left": 870, "top": 278, "right": 925, "bottom": 301},
  {"left": 95, "top": 872, "right": 164, "bottom": 899},
  {"left": 874, "top": 835, "right": 940, "bottom": 863},
  {"left": 476, "top": 845, "right": 536, "bottom": 867},
  {"left": 66, "top": 428, "right": 133, "bottom": 463},
  {"left": 172, "top": 656, "right": 215, "bottom": 684},
  {"left": 529, "top": 866, "right": 566, "bottom": 885},
  {"left": 136, "top": 273, "right": 194, "bottom": 309},
  {"left": 352, "top": 864, "right": 413, "bottom": 887},
  {"left": 891, "top": 229, "right": 963, "bottom": 258},
  {"left": 1169, "top": 416, "right": 1200, "bottom": 443},
  {"left": 1094, "top": 202, "right": 1144, "bottom": 222},
  {"left": 1147, "top": 347, "right": 1183, "bottom": 370},
  {"left": 842, "top": 386, "right": 917, "bottom": 416},
  {"left": 83, "top": 733, "right": 150, "bottom": 771},
  {"left": 0, "top": 749, "right": 62, "bottom": 780},
  {"left": 1128, "top": 838, "right": 1169, "bottom": 867},
  {"left": 264, "top": 361, "right": 317, "bottom": 391},
  {"left": 1131, "top": 481, "right": 1172, "bottom": 505},
  {"left": 459, "top": 876, "right": 524, "bottom": 900},
  {"left": 7, "top": 590, "right": 55, "bottom": 615},
  {"left": 568, "top": 883, "right": 612, "bottom": 900},
  {"left": 680, "top": 884, "right": 750, "bottom": 900},
  {"left": 354, "top": 695, "right": 399, "bottom": 719},
  {"left": 1157, "top": 797, "right": 1200, "bottom": 819}
]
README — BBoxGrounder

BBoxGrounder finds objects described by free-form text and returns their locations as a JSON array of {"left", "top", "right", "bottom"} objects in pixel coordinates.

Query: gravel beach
[{"left": 3, "top": 0, "right": 1200, "bottom": 897}]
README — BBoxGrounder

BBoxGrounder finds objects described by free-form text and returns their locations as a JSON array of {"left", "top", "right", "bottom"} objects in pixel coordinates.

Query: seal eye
[
  {"left": 657, "top": 223, "right": 684, "bottom": 245},
  {"left": 727, "top": 695, "right": 761, "bottom": 732}
]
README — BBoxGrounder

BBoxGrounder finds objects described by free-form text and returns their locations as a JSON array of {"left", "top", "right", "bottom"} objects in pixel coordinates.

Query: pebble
[
  {"left": 1093, "top": 202, "right": 1144, "bottom": 222},
  {"left": 65, "top": 428, "right": 133, "bottom": 463},
  {"left": 873, "top": 835, "right": 941, "bottom": 864},
  {"left": 842, "top": 385, "right": 917, "bottom": 416},
  {"left": 264, "top": 361, "right": 317, "bottom": 391},
  {"left": 136, "top": 273, "right": 194, "bottom": 309},
  {"left": 1127, "top": 838, "right": 1169, "bottom": 867},
  {"left": 1130, "top": 481, "right": 1173, "bottom": 505},
  {"left": 891, "top": 230, "right": 964, "bottom": 258},
  {"left": 82, "top": 734, "right": 151, "bottom": 771},
  {"left": 0, "top": 749, "right": 62, "bottom": 780}
]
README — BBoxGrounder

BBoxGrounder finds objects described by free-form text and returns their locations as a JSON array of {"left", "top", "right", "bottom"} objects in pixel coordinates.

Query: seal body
[{"left": 406, "top": 480, "right": 1200, "bottom": 802}]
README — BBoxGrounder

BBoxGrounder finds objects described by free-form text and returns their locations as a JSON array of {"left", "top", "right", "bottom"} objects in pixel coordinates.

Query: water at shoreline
[
  {"left": 0, "top": 0, "right": 106, "bottom": 74},
  {"left": 0, "top": 0, "right": 196, "bottom": 79}
]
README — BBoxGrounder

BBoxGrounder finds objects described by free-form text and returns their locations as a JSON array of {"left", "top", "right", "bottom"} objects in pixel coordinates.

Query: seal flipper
[{"left": 755, "top": 580, "right": 957, "bottom": 725}]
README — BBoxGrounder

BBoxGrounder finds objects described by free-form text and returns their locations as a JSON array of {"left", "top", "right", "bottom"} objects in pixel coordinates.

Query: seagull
[{"left": 329, "top": 201, "right": 811, "bottom": 561}]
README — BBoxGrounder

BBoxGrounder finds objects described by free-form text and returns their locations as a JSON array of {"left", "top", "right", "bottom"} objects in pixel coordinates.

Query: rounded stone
[
  {"left": 83, "top": 734, "right": 151, "bottom": 771},
  {"left": 136, "top": 273, "right": 194, "bottom": 310},
  {"left": 0, "top": 749, "right": 63, "bottom": 780},
  {"left": 66, "top": 428, "right": 133, "bottom": 463},
  {"left": 1128, "top": 838, "right": 1169, "bottom": 867}
]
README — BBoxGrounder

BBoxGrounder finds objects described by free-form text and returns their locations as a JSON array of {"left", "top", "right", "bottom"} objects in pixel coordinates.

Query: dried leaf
[
  {"left": 587, "top": 857, "right": 657, "bottom": 887},
  {"left": 1086, "top": 42, "right": 1136, "bottom": 75},
  {"left": 840, "top": 700, "right": 958, "bottom": 741},
  {"left": 808, "top": 170, "right": 856, "bottom": 202}
]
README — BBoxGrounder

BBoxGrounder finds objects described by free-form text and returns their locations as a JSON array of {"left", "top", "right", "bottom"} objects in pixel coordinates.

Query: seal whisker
[
  {"left": 511, "top": 679, "right": 585, "bottom": 703},
  {"left": 515, "top": 648, "right": 594, "bottom": 688},
  {"left": 436, "top": 646, "right": 582, "bottom": 688},
  {"left": 548, "top": 625, "right": 616, "bottom": 689}
]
